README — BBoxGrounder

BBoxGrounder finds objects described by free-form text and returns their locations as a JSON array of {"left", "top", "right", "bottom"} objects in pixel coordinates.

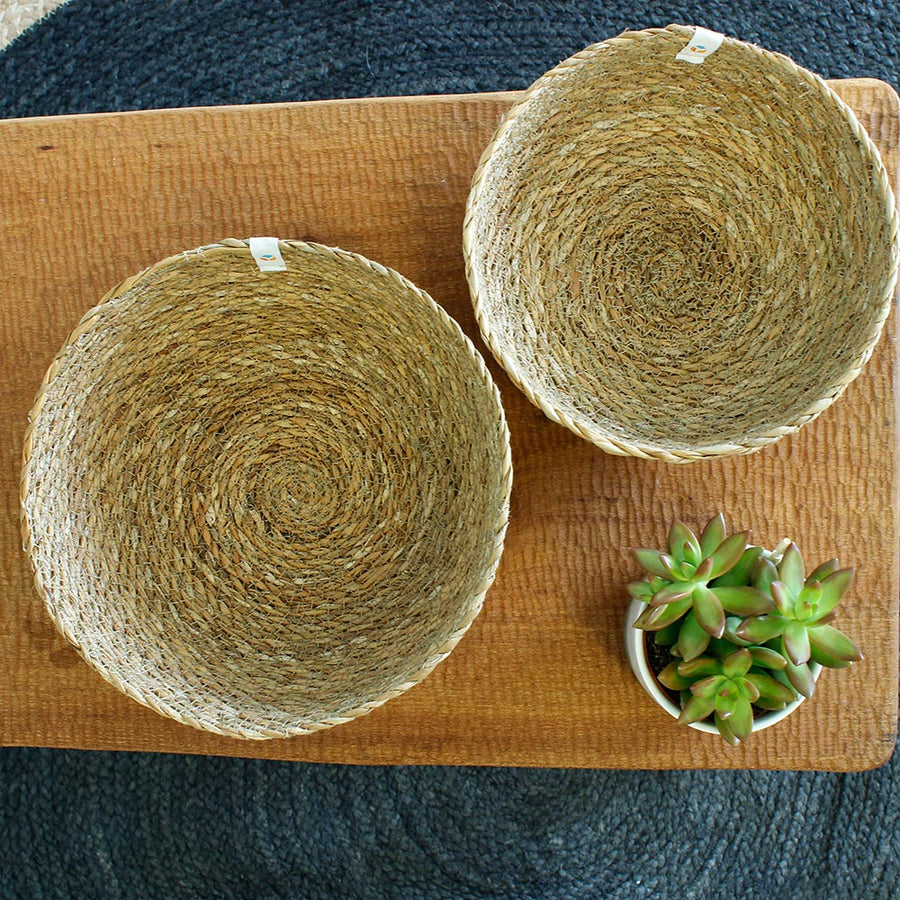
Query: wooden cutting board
[{"left": 0, "top": 80, "right": 896, "bottom": 770}]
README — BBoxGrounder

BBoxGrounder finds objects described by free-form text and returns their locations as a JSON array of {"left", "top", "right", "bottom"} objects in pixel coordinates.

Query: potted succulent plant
[{"left": 624, "top": 514, "right": 862, "bottom": 745}]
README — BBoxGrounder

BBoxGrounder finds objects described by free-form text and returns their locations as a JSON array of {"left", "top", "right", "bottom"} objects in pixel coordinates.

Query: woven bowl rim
[
  {"left": 20, "top": 238, "right": 513, "bottom": 739},
  {"left": 463, "top": 24, "right": 900, "bottom": 463}
]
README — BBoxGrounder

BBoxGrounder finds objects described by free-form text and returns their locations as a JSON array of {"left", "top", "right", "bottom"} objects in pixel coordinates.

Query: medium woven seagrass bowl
[
  {"left": 21, "top": 239, "right": 511, "bottom": 739},
  {"left": 464, "top": 24, "right": 900, "bottom": 462}
]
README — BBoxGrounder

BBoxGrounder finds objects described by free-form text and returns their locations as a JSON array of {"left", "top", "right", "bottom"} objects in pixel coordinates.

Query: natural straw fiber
[
  {"left": 464, "top": 24, "right": 900, "bottom": 462},
  {"left": 20, "top": 239, "right": 511, "bottom": 739}
]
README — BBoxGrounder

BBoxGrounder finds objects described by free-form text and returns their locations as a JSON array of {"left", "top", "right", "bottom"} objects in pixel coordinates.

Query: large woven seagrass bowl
[
  {"left": 21, "top": 239, "right": 511, "bottom": 739},
  {"left": 464, "top": 24, "right": 899, "bottom": 462}
]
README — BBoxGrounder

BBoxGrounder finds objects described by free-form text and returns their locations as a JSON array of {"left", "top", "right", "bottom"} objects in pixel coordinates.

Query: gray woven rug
[{"left": 2, "top": 2, "right": 899, "bottom": 898}]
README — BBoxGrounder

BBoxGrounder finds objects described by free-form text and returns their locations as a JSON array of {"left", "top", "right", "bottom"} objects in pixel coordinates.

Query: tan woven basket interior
[
  {"left": 21, "top": 239, "right": 511, "bottom": 739},
  {"left": 464, "top": 24, "right": 899, "bottom": 462}
]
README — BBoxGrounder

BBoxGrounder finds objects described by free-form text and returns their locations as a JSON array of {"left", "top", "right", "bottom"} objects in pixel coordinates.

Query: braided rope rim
[
  {"left": 21, "top": 238, "right": 513, "bottom": 739},
  {"left": 463, "top": 24, "right": 900, "bottom": 463}
]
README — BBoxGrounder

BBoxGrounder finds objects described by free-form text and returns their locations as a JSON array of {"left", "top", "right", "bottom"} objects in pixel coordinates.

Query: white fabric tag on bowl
[
  {"left": 249, "top": 237, "right": 287, "bottom": 272},
  {"left": 675, "top": 27, "right": 724, "bottom": 64}
]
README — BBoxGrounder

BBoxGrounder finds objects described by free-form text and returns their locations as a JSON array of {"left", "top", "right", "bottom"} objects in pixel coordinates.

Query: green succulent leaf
[
  {"left": 677, "top": 657, "right": 722, "bottom": 679},
  {"left": 752, "top": 557, "right": 778, "bottom": 593},
  {"left": 669, "top": 521, "right": 701, "bottom": 566},
  {"left": 736, "top": 615, "right": 786, "bottom": 644},
  {"left": 727, "top": 696, "right": 754, "bottom": 743},
  {"left": 678, "top": 693, "right": 717, "bottom": 726},
  {"left": 737, "top": 677, "right": 760, "bottom": 703},
  {"left": 807, "top": 558, "right": 840, "bottom": 585},
  {"left": 693, "top": 557, "right": 715, "bottom": 581},
  {"left": 707, "top": 637, "right": 741, "bottom": 660},
  {"left": 658, "top": 661, "right": 694, "bottom": 691},
  {"left": 754, "top": 697, "right": 788, "bottom": 711},
  {"left": 692, "top": 584, "right": 726, "bottom": 638},
  {"left": 782, "top": 655, "right": 817, "bottom": 699},
  {"left": 747, "top": 646, "right": 787, "bottom": 670},
  {"left": 716, "top": 693, "right": 737, "bottom": 720},
  {"left": 668, "top": 555, "right": 692, "bottom": 580},
  {"left": 745, "top": 672, "right": 797, "bottom": 705},
  {"left": 778, "top": 543, "right": 806, "bottom": 593},
  {"left": 807, "top": 623, "right": 863, "bottom": 663},
  {"left": 809, "top": 644, "right": 855, "bottom": 669},
  {"left": 711, "top": 585, "right": 775, "bottom": 617},
  {"left": 795, "top": 582, "right": 821, "bottom": 621},
  {"left": 690, "top": 675, "right": 727, "bottom": 699},
  {"left": 783, "top": 621, "right": 812, "bottom": 666},
  {"left": 814, "top": 568, "right": 855, "bottom": 619},
  {"left": 713, "top": 673, "right": 739, "bottom": 707},
  {"left": 628, "top": 580, "right": 655, "bottom": 601},
  {"left": 723, "top": 617, "right": 753, "bottom": 647},
  {"left": 699, "top": 513, "right": 727, "bottom": 557},
  {"left": 771, "top": 581, "right": 794, "bottom": 617},
  {"left": 651, "top": 581, "right": 695, "bottom": 606},
  {"left": 633, "top": 548, "right": 673, "bottom": 579},
  {"left": 722, "top": 649, "right": 753, "bottom": 679},
  {"left": 715, "top": 713, "right": 741, "bottom": 746},
  {"left": 634, "top": 596, "right": 694, "bottom": 631},
  {"left": 674, "top": 611, "right": 711, "bottom": 662},
  {"left": 707, "top": 532, "right": 748, "bottom": 580},
  {"left": 711, "top": 546, "right": 764, "bottom": 587}
]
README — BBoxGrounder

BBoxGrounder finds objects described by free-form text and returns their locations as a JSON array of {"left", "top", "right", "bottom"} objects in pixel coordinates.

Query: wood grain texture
[{"left": 0, "top": 81, "right": 896, "bottom": 769}]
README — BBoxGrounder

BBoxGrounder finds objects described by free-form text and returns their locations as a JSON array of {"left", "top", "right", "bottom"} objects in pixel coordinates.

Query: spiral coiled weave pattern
[
  {"left": 464, "top": 24, "right": 899, "bottom": 462},
  {"left": 21, "top": 240, "right": 511, "bottom": 739}
]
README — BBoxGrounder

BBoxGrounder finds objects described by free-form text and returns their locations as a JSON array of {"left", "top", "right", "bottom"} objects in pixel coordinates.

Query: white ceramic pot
[{"left": 624, "top": 598, "right": 821, "bottom": 737}]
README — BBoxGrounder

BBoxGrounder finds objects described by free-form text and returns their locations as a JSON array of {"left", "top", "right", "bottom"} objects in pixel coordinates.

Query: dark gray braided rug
[{"left": 2, "top": 2, "right": 899, "bottom": 898}]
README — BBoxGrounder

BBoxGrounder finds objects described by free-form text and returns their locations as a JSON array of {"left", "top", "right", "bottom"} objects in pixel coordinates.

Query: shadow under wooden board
[{"left": 0, "top": 80, "right": 897, "bottom": 770}]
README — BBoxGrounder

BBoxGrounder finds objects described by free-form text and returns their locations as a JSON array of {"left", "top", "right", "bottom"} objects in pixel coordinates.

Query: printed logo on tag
[
  {"left": 676, "top": 27, "right": 725, "bottom": 65},
  {"left": 249, "top": 237, "right": 287, "bottom": 272}
]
